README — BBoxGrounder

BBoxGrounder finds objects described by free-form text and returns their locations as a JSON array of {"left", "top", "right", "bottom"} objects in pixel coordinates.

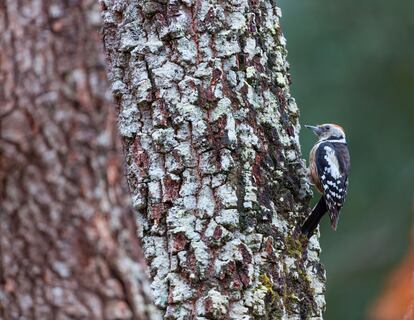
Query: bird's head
[{"left": 304, "top": 123, "right": 346, "bottom": 141}]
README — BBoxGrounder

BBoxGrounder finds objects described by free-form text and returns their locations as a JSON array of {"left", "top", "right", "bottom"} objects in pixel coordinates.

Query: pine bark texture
[
  {"left": 102, "top": 0, "right": 326, "bottom": 319},
  {"left": 0, "top": 1, "right": 158, "bottom": 319}
]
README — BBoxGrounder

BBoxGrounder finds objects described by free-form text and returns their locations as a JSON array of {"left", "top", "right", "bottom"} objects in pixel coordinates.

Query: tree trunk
[
  {"left": 0, "top": 1, "right": 158, "bottom": 319},
  {"left": 102, "top": 0, "right": 326, "bottom": 319}
]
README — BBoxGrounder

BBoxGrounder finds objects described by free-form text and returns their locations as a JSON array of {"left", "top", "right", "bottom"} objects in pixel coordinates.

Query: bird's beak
[{"left": 304, "top": 125, "right": 322, "bottom": 136}]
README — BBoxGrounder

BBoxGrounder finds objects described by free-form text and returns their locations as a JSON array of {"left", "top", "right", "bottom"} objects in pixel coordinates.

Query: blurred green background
[{"left": 278, "top": 0, "right": 414, "bottom": 318}]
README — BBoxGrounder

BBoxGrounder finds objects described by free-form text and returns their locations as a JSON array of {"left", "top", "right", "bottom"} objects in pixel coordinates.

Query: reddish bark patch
[
  {"left": 238, "top": 268, "right": 251, "bottom": 287},
  {"left": 185, "top": 249, "right": 198, "bottom": 276},
  {"left": 213, "top": 225, "right": 223, "bottom": 240},
  {"left": 286, "top": 125, "right": 295, "bottom": 137},
  {"left": 211, "top": 68, "right": 222, "bottom": 85},
  {"left": 252, "top": 56, "right": 264, "bottom": 73},
  {"left": 210, "top": 115, "right": 227, "bottom": 148},
  {"left": 219, "top": 260, "right": 236, "bottom": 280},
  {"left": 240, "top": 83, "right": 249, "bottom": 96},
  {"left": 162, "top": 174, "right": 180, "bottom": 203},
  {"left": 238, "top": 243, "right": 253, "bottom": 265},
  {"left": 154, "top": 100, "right": 169, "bottom": 127},
  {"left": 206, "top": 86, "right": 215, "bottom": 102},
  {"left": 274, "top": 87, "right": 287, "bottom": 109},
  {"left": 263, "top": 237, "right": 277, "bottom": 262},
  {"left": 149, "top": 203, "right": 166, "bottom": 224},
  {"left": 204, "top": 296, "right": 214, "bottom": 315},
  {"left": 206, "top": 68, "right": 223, "bottom": 101},
  {"left": 230, "top": 278, "right": 243, "bottom": 291},
  {"left": 252, "top": 154, "right": 263, "bottom": 185},
  {"left": 198, "top": 85, "right": 208, "bottom": 107},
  {"left": 132, "top": 137, "right": 149, "bottom": 169},
  {"left": 172, "top": 232, "right": 188, "bottom": 253}
]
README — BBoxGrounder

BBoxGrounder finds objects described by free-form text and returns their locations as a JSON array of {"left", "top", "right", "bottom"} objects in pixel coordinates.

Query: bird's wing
[{"left": 315, "top": 142, "right": 349, "bottom": 229}]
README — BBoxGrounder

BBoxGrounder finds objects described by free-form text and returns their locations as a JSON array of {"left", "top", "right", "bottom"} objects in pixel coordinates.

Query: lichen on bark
[{"left": 102, "top": 0, "right": 326, "bottom": 318}]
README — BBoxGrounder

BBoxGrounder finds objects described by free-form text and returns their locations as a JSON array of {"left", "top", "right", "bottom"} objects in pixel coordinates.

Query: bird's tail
[{"left": 301, "top": 196, "right": 328, "bottom": 239}]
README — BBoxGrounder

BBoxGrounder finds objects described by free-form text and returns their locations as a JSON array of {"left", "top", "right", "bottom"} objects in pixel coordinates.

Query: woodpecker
[{"left": 301, "top": 124, "right": 351, "bottom": 238}]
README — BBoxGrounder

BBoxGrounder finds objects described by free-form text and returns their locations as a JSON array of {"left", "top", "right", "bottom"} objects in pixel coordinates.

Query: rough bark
[
  {"left": 101, "top": 0, "right": 326, "bottom": 319},
  {"left": 0, "top": 1, "right": 158, "bottom": 319}
]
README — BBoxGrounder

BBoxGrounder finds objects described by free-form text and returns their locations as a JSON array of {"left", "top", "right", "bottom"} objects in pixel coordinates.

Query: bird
[{"left": 301, "top": 123, "right": 351, "bottom": 239}]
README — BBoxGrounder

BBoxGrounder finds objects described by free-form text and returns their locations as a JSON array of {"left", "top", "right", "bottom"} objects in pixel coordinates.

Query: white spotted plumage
[
  {"left": 323, "top": 146, "right": 341, "bottom": 179},
  {"left": 306, "top": 123, "right": 351, "bottom": 232}
]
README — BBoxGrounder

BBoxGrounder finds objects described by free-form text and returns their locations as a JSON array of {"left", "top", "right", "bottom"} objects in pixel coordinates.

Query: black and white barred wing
[{"left": 316, "top": 142, "right": 349, "bottom": 229}]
